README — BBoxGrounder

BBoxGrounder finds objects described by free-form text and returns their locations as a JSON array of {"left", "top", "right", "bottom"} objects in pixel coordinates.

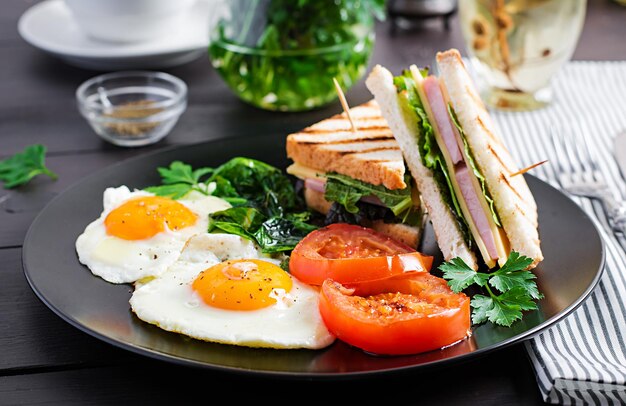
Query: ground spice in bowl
[{"left": 104, "top": 100, "right": 164, "bottom": 137}]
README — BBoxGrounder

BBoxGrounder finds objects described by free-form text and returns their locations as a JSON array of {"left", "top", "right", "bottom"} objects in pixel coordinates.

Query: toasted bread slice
[
  {"left": 436, "top": 49, "right": 543, "bottom": 268},
  {"left": 366, "top": 65, "right": 478, "bottom": 269},
  {"left": 286, "top": 100, "right": 407, "bottom": 190},
  {"left": 304, "top": 188, "right": 421, "bottom": 248}
]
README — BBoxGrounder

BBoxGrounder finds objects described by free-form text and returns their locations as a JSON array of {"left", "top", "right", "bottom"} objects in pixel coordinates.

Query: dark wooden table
[{"left": 2, "top": 0, "right": 625, "bottom": 404}]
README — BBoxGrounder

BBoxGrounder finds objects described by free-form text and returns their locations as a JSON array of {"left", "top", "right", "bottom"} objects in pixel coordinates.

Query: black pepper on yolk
[
  {"left": 104, "top": 196, "right": 197, "bottom": 240},
  {"left": 192, "top": 259, "right": 293, "bottom": 311}
]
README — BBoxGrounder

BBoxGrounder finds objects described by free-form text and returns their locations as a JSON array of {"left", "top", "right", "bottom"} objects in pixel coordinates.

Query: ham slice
[
  {"left": 423, "top": 75, "right": 499, "bottom": 262},
  {"left": 304, "top": 178, "right": 326, "bottom": 194},
  {"left": 423, "top": 76, "right": 463, "bottom": 164}
]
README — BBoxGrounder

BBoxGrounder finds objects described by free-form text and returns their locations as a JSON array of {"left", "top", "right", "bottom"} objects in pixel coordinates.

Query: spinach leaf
[
  {"left": 147, "top": 157, "right": 318, "bottom": 254},
  {"left": 209, "top": 157, "right": 299, "bottom": 215},
  {"left": 323, "top": 177, "right": 363, "bottom": 214},
  {"left": 324, "top": 173, "right": 415, "bottom": 220},
  {"left": 210, "top": 175, "right": 248, "bottom": 206},
  {"left": 208, "top": 207, "right": 317, "bottom": 254},
  {"left": 208, "top": 206, "right": 267, "bottom": 241},
  {"left": 253, "top": 213, "right": 318, "bottom": 254}
]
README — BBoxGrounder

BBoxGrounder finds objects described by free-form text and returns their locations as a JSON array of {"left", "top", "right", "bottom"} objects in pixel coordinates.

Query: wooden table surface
[{"left": 2, "top": 0, "right": 625, "bottom": 404}]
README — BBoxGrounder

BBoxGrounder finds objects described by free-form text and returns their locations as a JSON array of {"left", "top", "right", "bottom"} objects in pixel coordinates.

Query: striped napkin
[{"left": 481, "top": 61, "right": 626, "bottom": 405}]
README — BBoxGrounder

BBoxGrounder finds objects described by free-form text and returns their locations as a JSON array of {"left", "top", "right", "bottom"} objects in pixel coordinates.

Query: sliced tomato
[
  {"left": 318, "top": 273, "right": 470, "bottom": 355},
  {"left": 289, "top": 223, "right": 433, "bottom": 285}
]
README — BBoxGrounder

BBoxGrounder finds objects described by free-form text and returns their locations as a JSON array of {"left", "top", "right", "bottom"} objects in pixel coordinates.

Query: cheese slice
[
  {"left": 410, "top": 66, "right": 509, "bottom": 268},
  {"left": 286, "top": 163, "right": 326, "bottom": 180}
]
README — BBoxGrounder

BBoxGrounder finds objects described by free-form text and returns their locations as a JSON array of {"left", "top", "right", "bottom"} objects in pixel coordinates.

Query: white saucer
[{"left": 18, "top": 0, "right": 213, "bottom": 70}]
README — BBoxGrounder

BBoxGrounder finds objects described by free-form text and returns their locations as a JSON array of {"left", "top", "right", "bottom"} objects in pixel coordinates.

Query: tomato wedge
[
  {"left": 289, "top": 223, "right": 433, "bottom": 285},
  {"left": 318, "top": 273, "right": 470, "bottom": 355}
]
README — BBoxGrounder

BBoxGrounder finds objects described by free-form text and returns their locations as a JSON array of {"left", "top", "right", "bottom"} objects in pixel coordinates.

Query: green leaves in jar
[{"left": 208, "top": 0, "right": 385, "bottom": 111}]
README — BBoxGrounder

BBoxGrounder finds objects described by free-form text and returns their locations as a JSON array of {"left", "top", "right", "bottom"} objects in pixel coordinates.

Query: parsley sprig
[
  {"left": 144, "top": 161, "right": 213, "bottom": 199},
  {"left": 0, "top": 144, "right": 57, "bottom": 189},
  {"left": 440, "top": 252, "right": 542, "bottom": 327}
]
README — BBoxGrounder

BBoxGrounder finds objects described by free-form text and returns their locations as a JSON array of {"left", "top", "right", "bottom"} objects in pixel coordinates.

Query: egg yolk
[
  {"left": 104, "top": 196, "right": 197, "bottom": 240},
  {"left": 192, "top": 259, "right": 293, "bottom": 311}
]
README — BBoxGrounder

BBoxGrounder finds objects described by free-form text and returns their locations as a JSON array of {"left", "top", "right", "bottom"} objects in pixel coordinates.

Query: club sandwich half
[
  {"left": 286, "top": 100, "right": 424, "bottom": 248},
  {"left": 365, "top": 49, "right": 543, "bottom": 269}
]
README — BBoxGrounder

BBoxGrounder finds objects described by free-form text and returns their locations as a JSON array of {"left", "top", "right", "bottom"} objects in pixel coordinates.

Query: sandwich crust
[
  {"left": 366, "top": 65, "right": 478, "bottom": 269},
  {"left": 286, "top": 100, "right": 407, "bottom": 190},
  {"left": 436, "top": 49, "right": 543, "bottom": 267}
]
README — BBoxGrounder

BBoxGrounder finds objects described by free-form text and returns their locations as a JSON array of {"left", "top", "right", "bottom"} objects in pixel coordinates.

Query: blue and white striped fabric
[{"left": 482, "top": 61, "right": 626, "bottom": 405}]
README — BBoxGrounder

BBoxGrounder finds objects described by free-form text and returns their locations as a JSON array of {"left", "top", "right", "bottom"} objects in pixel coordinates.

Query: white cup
[{"left": 64, "top": 0, "right": 196, "bottom": 43}]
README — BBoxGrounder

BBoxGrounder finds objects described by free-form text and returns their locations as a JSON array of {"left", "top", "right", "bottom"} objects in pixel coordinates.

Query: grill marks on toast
[
  {"left": 487, "top": 144, "right": 513, "bottom": 173},
  {"left": 438, "top": 48, "right": 542, "bottom": 266},
  {"left": 477, "top": 117, "right": 506, "bottom": 149},
  {"left": 300, "top": 124, "right": 390, "bottom": 135},
  {"left": 500, "top": 174, "right": 524, "bottom": 201},
  {"left": 286, "top": 100, "right": 407, "bottom": 190}
]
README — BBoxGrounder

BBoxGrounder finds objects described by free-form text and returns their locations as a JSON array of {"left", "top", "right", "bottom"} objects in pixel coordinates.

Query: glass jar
[
  {"left": 208, "top": 0, "right": 383, "bottom": 112},
  {"left": 459, "top": 0, "right": 587, "bottom": 111}
]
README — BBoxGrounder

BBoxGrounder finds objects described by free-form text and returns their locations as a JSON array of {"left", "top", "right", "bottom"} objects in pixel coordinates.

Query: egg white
[
  {"left": 75, "top": 186, "right": 231, "bottom": 284},
  {"left": 129, "top": 233, "right": 336, "bottom": 350}
]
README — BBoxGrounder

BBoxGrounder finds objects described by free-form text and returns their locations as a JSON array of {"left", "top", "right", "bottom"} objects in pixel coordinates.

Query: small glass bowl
[{"left": 76, "top": 71, "right": 187, "bottom": 147}]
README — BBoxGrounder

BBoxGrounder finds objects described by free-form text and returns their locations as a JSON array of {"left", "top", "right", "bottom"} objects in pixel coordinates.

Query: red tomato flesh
[
  {"left": 319, "top": 273, "right": 471, "bottom": 355},
  {"left": 289, "top": 223, "right": 433, "bottom": 285}
]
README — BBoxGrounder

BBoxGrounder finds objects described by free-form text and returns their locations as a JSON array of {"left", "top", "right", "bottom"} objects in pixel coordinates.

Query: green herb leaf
[
  {"left": 490, "top": 252, "right": 541, "bottom": 299},
  {"left": 146, "top": 161, "right": 213, "bottom": 198},
  {"left": 496, "top": 251, "right": 535, "bottom": 274},
  {"left": 499, "top": 286, "right": 539, "bottom": 311},
  {"left": 143, "top": 184, "right": 196, "bottom": 200},
  {"left": 158, "top": 161, "right": 212, "bottom": 185},
  {"left": 470, "top": 294, "right": 493, "bottom": 325},
  {"left": 471, "top": 291, "right": 525, "bottom": 327},
  {"left": 439, "top": 257, "right": 488, "bottom": 292},
  {"left": 440, "top": 251, "right": 541, "bottom": 327},
  {"left": 485, "top": 295, "right": 523, "bottom": 327},
  {"left": 0, "top": 144, "right": 57, "bottom": 189}
]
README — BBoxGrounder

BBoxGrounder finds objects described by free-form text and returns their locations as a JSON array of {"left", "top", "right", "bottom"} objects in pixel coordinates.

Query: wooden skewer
[
  {"left": 333, "top": 78, "right": 357, "bottom": 133},
  {"left": 509, "top": 160, "right": 548, "bottom": 177}
]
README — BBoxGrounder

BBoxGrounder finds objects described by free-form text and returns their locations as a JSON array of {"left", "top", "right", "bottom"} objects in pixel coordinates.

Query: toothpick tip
[
  {"left": 510, "top": 160, "right": 548, "bottom": 177},
  {"left": 332, "top": 78, "right": 357, "bottom": 134}
]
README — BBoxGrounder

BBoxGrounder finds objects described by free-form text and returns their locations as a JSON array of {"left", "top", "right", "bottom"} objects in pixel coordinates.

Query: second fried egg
[
  {"left": 75, "top": 186, "right": 230, "bottom": 284},
  {"left": 130, "top": 233, "right": 335, "bottom": 350}
]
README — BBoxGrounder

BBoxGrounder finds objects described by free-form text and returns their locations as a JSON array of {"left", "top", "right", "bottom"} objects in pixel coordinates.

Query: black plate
[{"left": 22, "top": 134, "right": 605, "bottom": 378}]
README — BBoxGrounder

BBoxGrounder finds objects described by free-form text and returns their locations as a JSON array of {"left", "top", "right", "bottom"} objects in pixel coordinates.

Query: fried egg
[
  {"left": 76, "top": 186, "right": 230, "bottom": 284},
  {"left": 130, "top": 233, "right": 335, "bottom": 350}
]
